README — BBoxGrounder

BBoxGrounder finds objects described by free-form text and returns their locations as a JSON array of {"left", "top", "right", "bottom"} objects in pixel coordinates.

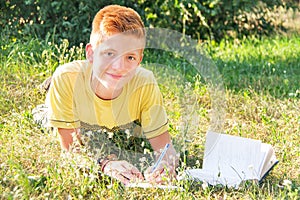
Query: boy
[{"left": 45, "top": 5, "right": 178, "bottom": 185}]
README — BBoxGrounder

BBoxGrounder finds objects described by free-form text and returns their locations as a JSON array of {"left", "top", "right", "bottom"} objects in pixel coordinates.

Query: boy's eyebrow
[
  {"left": 100, "top": 48, "right": 117, "bottom": 52},
  {"left": 125, "top": 51, "right": 140, "bottom": 55},
  {"left": 99, "top": 46, "right": 141, "bottom": 55}
]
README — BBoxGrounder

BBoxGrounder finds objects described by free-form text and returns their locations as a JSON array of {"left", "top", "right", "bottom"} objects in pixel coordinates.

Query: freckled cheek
[{"left": 93, "top": 58, "right": 111, "bottom": 70}]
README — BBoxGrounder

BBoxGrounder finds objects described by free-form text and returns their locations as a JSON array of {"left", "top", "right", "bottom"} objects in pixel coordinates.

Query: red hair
[{"left": 90, "top": 5, "right": 145, "bottom": 47}]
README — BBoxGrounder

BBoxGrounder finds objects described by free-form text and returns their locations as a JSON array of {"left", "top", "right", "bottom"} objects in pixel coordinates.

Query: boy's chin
[
  {"left": 103, "top": 82, "right": 124, "bottom": 92},
  {"left": 107, "top": 79, "right": 129, "bottom": 90}
]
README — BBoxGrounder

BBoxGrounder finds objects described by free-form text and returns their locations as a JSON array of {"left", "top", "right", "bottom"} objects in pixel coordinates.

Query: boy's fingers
[
  {"left": 131, "top": 168, "right": 144, "bottom": 180},
  {"left": 120, "top": 171, "right": 143, "bottom": 182},
  {"left": 121, "top": 163, "right": 144, "bottom": 179},
  {"left": 115, "top": 173, "right": 131, "bottom": 185},
  {"left": 144, "top": 166, "right": 164, "bottom": 183},
  {"left": 119, "top": 166, "right": 144, "bottom": 180},
  {"left": 105, "top": 168, "right": 135, "bottom": 185},
  {"left": 119, "top": 171, "right": 134, "bottom": 181},
  {"left": 104, "top": 160, "right": 144, "bottom": 184},
  {"left": 144, "top": 160, "right": 177, "bottom": 184}
]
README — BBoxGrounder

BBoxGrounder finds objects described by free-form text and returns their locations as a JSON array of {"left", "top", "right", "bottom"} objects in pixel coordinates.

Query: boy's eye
[
  {"left": 128, "top": 56, "right": 136, "bottom": 61},
  {"left": 106, "top": 52, "right": 114, "bottom": 57},
  {"left": 102, "top": 51, "right": 115, "bottom": 57}
]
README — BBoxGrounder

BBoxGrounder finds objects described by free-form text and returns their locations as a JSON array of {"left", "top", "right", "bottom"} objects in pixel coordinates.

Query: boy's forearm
[
  {"left": 149, "top": 131, "right": 179, "bottom": 167},
  {"left": 58, "top": 128, "right": 79, "bottom": 151}
]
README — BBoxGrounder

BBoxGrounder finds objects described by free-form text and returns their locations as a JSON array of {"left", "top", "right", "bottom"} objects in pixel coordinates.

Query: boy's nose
[{"left": 111, "top": 56, "right": 126, "bottom": 71}]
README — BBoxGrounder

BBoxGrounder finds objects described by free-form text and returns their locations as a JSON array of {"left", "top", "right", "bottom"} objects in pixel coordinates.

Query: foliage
[
  {"left": 1, "top": 0, "right": 298, "bottom": 46},
  {"left": 140, "top": 0, "right": 292, "bottom": 40}
]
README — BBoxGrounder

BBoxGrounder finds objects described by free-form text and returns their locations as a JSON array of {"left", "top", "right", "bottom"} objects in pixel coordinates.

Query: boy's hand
[
  {"left": 144, "top": 160, "right": 176, "bottom": 184},
  {"left": 102, "top": 160, "right": 144, "bottom": 185}
]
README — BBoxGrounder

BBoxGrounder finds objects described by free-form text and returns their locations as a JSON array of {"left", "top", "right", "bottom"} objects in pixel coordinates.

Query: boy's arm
[
  {"left": 58, "top": 128, "right": 80, "bottom": 151},
  {"left": 148, "top": 131, "right": 179, "bottom": 166},
  {"left": 57, "top": 128, "right": 144, "bottom": 184},
  {"left": 146, "top": 131, "right": 179, "bottom": 183},
  {"left": 148, "top": 131, "right": 177, "bottom": 158}
]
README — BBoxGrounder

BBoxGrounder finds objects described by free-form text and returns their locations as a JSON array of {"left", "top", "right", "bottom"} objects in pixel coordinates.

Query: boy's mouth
[{"left": 106, "top": 72, "right": 124, "bottom": 79}]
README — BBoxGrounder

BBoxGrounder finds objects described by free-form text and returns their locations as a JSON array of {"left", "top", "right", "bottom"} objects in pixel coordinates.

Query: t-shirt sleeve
[
  {"left": 45, "top": 69, "right": 80, "bottom": 129},
  {"left": 140, "top": 75, "right": 169, "bottom": 139}
]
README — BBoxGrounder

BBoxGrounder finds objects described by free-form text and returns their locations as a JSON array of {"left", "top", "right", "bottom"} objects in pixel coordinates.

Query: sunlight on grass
[{"left": 0, "top": 35, "right": 299, "bottom": 199}]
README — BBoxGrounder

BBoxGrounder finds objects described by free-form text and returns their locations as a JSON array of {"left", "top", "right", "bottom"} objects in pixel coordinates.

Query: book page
[
  {"left": 203, "top": 131, "right": 262, "bottom": 181},
  {"left": 185, "top": 168, "right": 242, "bottom": 188},
  {"left": 259, "top": 143, "right": 278, "bottom": 179},
  {"left": 125, "top": 182, "right": 182, "bottom": 190}
]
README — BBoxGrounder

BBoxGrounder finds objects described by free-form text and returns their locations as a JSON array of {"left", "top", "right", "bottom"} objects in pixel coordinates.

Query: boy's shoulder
[
  {"left": 53, "top": 60, "right": 89, "bottom": 77},
  {"left": 128, "top": 67, "right": 157, "bottom": 89},
  {"left": 135, "top": 67, "right": 155, "bottom": 80}
]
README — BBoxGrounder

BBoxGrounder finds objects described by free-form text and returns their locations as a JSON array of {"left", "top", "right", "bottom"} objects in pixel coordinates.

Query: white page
[
  {"left": 185, "top": 168, "right": 242, "bottom": 188},
  {"left": 259, "top": 143, "right": 278, "bottom": 179},
  {"left": 126, "top": 182, "right": 183, "bottom": 190},
  {"left": 203, "top": 131, "right": 262, "bottom": 181}
]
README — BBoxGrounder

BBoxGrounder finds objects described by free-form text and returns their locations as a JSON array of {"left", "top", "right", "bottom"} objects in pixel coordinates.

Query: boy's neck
[{"left": 90, "top": 77, "right": 123, "bottom": 100}]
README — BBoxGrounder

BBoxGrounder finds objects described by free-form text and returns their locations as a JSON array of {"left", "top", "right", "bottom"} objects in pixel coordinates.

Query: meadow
[{"left": 0, "top": 33, "right": 299, "bottom": 199}]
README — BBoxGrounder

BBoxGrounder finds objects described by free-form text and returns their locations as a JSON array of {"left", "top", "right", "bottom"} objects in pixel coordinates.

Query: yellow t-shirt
[{"left": 46, "top": 60, "right": 168, "bottom": 139}]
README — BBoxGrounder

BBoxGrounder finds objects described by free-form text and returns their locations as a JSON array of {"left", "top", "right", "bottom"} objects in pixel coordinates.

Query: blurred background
[{"left": 1, "top": 0, "right": 299, "bottom": 46}]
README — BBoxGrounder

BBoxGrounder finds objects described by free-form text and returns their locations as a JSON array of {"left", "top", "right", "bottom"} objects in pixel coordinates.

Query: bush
[
  {"left": 1, "top": 0, "right": 111, "bottom": 44},
  {"left": 0, "top": 0, "right": 298, "bottom": 45}
]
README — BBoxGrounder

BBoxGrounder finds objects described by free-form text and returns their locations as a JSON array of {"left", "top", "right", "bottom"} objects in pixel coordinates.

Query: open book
[{"left": 183, "top": 131, "right": 279, "bottom": 188}]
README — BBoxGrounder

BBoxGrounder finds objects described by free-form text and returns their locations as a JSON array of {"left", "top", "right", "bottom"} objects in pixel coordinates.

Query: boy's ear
[
  {"left": 138, "top": 52, "right": 144, "bottom": 66},
  {"left": 86, "top": 43, "right": 94, "bottom": 63}
]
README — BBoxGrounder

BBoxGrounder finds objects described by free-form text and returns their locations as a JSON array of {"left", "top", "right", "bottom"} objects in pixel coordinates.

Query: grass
[{"left": 0, "top": 32, "right": 299, "bottom": 199}]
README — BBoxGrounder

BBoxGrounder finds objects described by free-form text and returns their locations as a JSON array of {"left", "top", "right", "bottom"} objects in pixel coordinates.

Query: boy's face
[{"left": 86, "top": 33, "right": 144, "bottom": 91}]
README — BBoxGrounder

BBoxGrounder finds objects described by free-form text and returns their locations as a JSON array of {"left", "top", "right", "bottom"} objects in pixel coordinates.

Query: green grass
[{"left": 0, "top": 34, "right": 299, "bottom": 199}]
